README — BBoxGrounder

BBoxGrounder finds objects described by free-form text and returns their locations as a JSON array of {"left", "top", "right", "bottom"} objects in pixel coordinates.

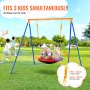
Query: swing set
[{"left": 10, "top": 18, "right": 82, "bottom": 74}]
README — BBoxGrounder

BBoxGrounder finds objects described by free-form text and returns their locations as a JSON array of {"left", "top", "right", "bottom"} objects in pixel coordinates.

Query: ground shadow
[{"left": 37, "top": 69, "right": 56, "bottom": 75}]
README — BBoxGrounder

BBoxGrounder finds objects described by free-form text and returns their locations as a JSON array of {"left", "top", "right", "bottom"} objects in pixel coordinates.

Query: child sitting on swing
[{"left": 40, "top": 46, "right": 53, "bottom": 60}]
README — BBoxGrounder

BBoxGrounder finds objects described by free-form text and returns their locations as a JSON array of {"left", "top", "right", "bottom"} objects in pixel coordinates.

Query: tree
[
  {"left": 41, "top": 36, "right": 47, "bottom": 40},
  {"left": 15, "top": 36, "right": 52, "bottom": 47},
  {"left": 83, "top": 23, "right": 90, "bottom": 39},
  {"left": 52, "top": 35, "right": 67, "bottom": 46},
  {"left": 0, "top": 37, "right": 5, "bottom": 47},
  {"left": 70, "top": 36, "right": 79, "bottom": 45},
  {"left": 16, "top": 37, "right": 21, "bottom": 43},
  {"left": 32, "top": 37, "right": 52, "bottom": 46}
]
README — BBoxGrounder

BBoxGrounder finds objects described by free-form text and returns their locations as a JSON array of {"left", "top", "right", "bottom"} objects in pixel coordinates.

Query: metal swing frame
[{"left": 10, "top": 18, "right": 82, "bottom": 74}]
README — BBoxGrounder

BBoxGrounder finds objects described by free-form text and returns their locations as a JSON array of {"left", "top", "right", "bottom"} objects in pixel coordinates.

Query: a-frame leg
[
  {"left": 68, "top": 22, "right": 82, "bottom": 66},
  {"left": 71, "top": 22, "right": 82, "bottom": 66},
  {"left": 10, "top": 22, "right": 28, "bottom": 74},
  {"left": 68, "top": 22, "right": 72, "bottom": 63},
  {"left": 28, "top": 23, "right": 35, "bottom": 64}
]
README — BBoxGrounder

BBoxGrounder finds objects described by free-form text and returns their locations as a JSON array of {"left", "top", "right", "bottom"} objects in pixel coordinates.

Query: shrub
[{"left": 78, "top": 41, "right": 90, "bottom": 47}]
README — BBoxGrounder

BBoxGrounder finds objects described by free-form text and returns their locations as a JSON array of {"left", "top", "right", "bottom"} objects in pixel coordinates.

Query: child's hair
[
  {"left": 12, "top": 36, "right": 15, "bottom": 40},
  {"left": 6, "top": 38, "right": 10, "bottom": 43}
]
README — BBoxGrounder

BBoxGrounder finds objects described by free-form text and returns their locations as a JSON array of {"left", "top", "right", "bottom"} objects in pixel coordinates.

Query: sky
[{"left": 0, "top": 0, "right": 90, "bottom": 40}]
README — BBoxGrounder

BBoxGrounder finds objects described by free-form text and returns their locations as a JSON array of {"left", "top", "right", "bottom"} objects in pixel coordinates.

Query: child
[
  {"left": 11, "top": 36, "right": 16, "bottom": 56},
  {"left": 0, "top": 38, "right": 11, "bottom": 63},
  {"left": 40, "top": 47, "right": 53, "bottom": 60},
  {"left": 54, "top": 45, "right": 62, "bottom": 59}
]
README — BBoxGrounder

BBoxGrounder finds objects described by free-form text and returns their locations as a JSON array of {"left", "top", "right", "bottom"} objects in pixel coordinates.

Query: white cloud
[
  {"left": 0, "top": 0, "right": 68, "bottom": 19},
  {"left": 65, "top": 24, "right": 87, "bottom": 40},
  {"left": 57, "top": 62, "right": 86, "bottom": 88},
  {"left": 74, "top": 24, "right": 87, "bottom": 39}
]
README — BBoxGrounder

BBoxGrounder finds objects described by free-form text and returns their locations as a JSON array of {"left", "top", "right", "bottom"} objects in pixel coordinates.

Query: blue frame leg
[
  {"left": 10, "top": 23, "right": 28, "bottom": 74},
  {"left": 68, "top": 22, "right": 72, "bottom": 63},
  {"left": 29, "top": 23, "right": 35, "bottom": 64},
  {"left": 71, "top": 23, "right": 82, "bottom": 66}
]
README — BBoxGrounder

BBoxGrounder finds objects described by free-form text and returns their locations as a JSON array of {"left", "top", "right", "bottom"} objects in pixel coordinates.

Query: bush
[
  {"left": 78, "top": 41, "right": 90, "bottom": 47},
  {"left": 52, "top": 35, "right": 68, "bottom": 46}
]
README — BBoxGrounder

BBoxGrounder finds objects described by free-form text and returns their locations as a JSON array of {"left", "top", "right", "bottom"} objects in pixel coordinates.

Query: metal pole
[
  {"left": 29, "top": 23, "right": 35, "bottom": 64},
  {"left": 68, "top": 22, "right": 72, "bottom": 63},
  {"left": 10, "top": 22, "right": 28, "bottom": 74},
  {"left": 71, "top": 23, "right": 82, "bottom": 66}
]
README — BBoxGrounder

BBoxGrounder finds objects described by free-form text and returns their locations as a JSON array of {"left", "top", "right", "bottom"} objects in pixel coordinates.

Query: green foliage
[
  {"left": 78, "top": 41, "right": 90, "bottom": 47},
  {"left": 41, "top": 36, "right": 47, "bottom": 40},
  {"left": 70, "top": 36, "right": 79, "bottom": 45},
  {"left": 32, "top": 36, "right": 52, "bottom": 46},
  {"left": 0, "top": 36, "right": 52, "bottom": 47},
  {"left": 52, "top": 35, "right": 68, "bottom": 46},
  {"left": 83, "top": 23, "right": 90, "bottom": 39},
  {"left": 0, "top": 37, "right": 6, "bottom": 47},
  {"left": 16, "top": 37, "right": 21, "bottom": 43},
  {"left": 32, "top": 37, "right": 41, "bottom": 46},
  {"left": 1, "top": 35, "right": 90, "bottom": 47}
]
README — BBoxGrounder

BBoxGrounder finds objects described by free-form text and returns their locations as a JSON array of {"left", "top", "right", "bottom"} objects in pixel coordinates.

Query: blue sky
[{"left": 0, "top": 0, "right": 90, "bottom": 40}]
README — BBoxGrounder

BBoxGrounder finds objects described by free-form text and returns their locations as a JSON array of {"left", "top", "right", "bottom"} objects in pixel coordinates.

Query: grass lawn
[{"left": 0, "top": 47, "right": 90, "bottom": 90}]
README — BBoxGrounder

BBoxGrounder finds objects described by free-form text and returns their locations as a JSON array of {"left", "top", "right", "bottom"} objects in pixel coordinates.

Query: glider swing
[{"left": 10, "top": 18, "right": 82, "bottom": 74}]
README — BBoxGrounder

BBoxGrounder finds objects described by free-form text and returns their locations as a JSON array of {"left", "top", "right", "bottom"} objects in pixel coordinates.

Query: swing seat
[{"left": 38, "top": 56, "right": 63, "bottom": 64}]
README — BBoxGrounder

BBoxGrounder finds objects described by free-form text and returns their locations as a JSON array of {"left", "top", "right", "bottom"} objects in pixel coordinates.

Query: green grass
[{"left": 0, "top": 47, "right": 90, "bottom": 90}]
